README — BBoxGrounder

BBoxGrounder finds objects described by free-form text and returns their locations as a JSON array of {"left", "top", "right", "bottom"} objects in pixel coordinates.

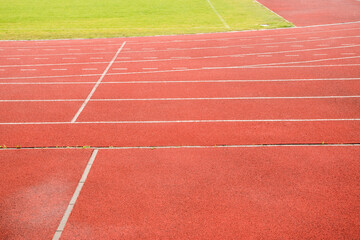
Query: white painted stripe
[
  {"left": 71, "top": 42, "right": 127, "bottom": 123},
  {"left": 82, "top": 68, "right": 98, "bottom": 71},
  {"left": 68, "top": 49, "right": 80, "bottom": 51},
  {"left": 52, "top": 150, "right": 98, "bottom": 240},
  {"left": 126, "top": 35, "right": 360, "bottom": 53},
  {"left": 90, "top": 57, "right": 103, "bottom": 59},
  {"left": 20, "top": 69, "right": 36, "bottom": 71},
  {"left": 43, "top": 49, "right": 56, "bottom": 51},
  {"left": 1, "top": 118, "right": 360, "bottom": 125},
  {"left": 143, "top": 57, "right": 158, "bottom": 59},
  {"left": 142, "top": 68, "right": 158, "bottom": 70},
  {"left": 313, "top": 53, "right": 328, "bottom": 56},
  {"left": 173, "top": 67, "right": 188, "bottom": 70},
  {"left": 7, "top": 57, "right": 20, "bottom": 60},
  {"left": 1, "top": 96, "right": 359, "bottom": 103},
  {"left": 1, "top": 78, "right": 359, "bottom": 85},
  {"left": 341, "top": 53, "right": 356, "bottom": 55},
  {"left": 206, "top": 0, "right": 230, "bottom": 29}
]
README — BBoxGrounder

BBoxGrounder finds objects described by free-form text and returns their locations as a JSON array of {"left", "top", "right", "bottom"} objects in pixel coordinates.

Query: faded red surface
[
  {"left": 0, "top": 149, "right": 92, "bottom": 239},
  {"left": 257, "top": 0, "right": 360, "bottom": 26}
]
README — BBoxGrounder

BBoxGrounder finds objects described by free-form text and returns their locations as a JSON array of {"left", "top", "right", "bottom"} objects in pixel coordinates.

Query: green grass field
[{"left": 0, "top": 0, "right": 293, "bottom": 40}]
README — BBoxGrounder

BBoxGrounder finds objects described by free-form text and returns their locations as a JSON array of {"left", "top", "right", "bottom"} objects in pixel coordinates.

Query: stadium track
[{"left": 1, "top": 11, "right": 360, "bottom": 240}]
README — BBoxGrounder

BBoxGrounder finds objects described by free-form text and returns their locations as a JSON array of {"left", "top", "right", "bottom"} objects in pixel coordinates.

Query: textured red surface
[
  {"left": 61, "top": 146, "right": 360, "bottom": 239},
  {"left": 0, "top": 149, "right": 92, "bottom": 240},
  {"left": 257, "top": 0, "right": 360, "bottom": 26},
  {"left": 0, "top": 121, "right": 359, "bottom": 148}
]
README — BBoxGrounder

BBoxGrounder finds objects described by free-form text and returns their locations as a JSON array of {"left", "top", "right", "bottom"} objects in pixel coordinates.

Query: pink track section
[
  {"left": 1, "top": 10, "right": 360, "bottom": 240},
  {"left": 257, "top": 0, "right": 360, "bottom": 26}
]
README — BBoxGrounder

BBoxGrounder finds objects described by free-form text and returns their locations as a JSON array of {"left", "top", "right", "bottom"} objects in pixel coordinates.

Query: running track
[{"left": 1, "top": 9, "right": 360, "bottom": 240}]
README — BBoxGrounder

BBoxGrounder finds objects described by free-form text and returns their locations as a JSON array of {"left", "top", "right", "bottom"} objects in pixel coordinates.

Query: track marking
[
  {"left": 1, "top": 118, "right": 360, "bottom": 125},
  {"left": 20, "top": 69, "right": 36, "bottom": 71},
  {"left": 1, "top": 78, "right": 359, "bottom": 85},
  {"left": 52, "top": 150, "right": 98, "bottom": 240},
  {"left": 142, "top": 68, "right": 158, "bottom": 70},
  {"left": 121, "top": 35, "right": 360, "bottom": 53},
  {"left": 341, "top": 52, "right": 356, "bottom": 55},
  {"left": 313, "top": 53, "right": 328, "bottom": 56},
  {"left": 71, "top": 42, "right": 126, "bottom": 123},
  {"left": 34, "top": 57, "right": 49, "bottom": 60},
  {"left": 2, "top": 96, "right": 359, "bottom": 103},
  {"left": 205, "top": 0, "right": 230, "bottom": 29},
  {"left": 90, "top": 57, "right": 103, "bottom": 59},
  {"left": 82, "top": 68, "right": 98, "bottom": 71},
  {"left": 7, "top": 57, "right": 20, "bottom": 60}
]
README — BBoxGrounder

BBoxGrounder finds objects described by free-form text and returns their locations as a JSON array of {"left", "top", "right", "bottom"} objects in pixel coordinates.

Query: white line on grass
[
  {"left": 71, "top": 42, "right": 126, "bottom": 123},
  {"left": 52, "top": 149, "right": 98, "bottom": 240}
]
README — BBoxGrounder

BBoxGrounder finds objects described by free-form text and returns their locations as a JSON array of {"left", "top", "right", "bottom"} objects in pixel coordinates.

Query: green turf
[{"left": 0, "top": 0, "right": 293, "bottom": 40}]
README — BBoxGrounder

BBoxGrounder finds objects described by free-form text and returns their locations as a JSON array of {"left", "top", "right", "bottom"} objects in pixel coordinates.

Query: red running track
[
  {"left": 0, "top": 10, "right": 360, "bottom": 240},
  {"left": 257, "top": 0, "right": 360, "bottom": 26}
]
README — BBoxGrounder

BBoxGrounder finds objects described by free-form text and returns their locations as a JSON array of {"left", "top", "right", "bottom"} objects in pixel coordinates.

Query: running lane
[
  {"left": 256, "top": 0, "right": 360, "bottom": 26},
  {"left": 60, "top": 146, "right": 360, "bottom": 239}
]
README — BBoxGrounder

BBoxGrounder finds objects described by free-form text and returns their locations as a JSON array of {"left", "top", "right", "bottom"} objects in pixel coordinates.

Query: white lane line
[
  {"left": 2, "top": 96, "right": 359, "bottom": 103},
  {"left": 257, "top": 55, "right": 272, "bottom": 57},
  {"left": 68, "top": 49, "right": 80, "bottom": 51},
  {"left": 93, "top": 48, "right": 105, "bottom": 50},
  {"left": 1, "top": 118, "right": 360, "bottom": 125},
  {"left": 82, "top": 68, "right": 98, "bottom": 71},
  {"left": 142, "top": 48, "right": 154, "bottom": 51},
  {"left": 266, "top": 46, "right": 278, "bottom": 48},
  {"left": 91, "top": 96, "right": 360, "bottom": 101},
  {"left": 52, "top": 150, "right": 99, "bottom": 240},
  {"left": 71, "top": 42, "right": 127, "bottom": 123},
  {"left": 286, "top": 37, "right": 297, "bottom": 40},
  {"left": 17, "top": 49, "right": 30, "bottom": 51},
  {"left": 341, "top": 52, "right": 356, "bottom": 55},
  {"left": 206, "top": 0, "right": 230, "bottom": 29},
  {"left": 317, "top": 44, "right": 329, "bottom": 47},
  {"left": 290, "top": 45, "right": 304, "bottom": 47},
  {"left": 123, "top": 35, "right": 360, "bottom": 53},
  {"left": 20, "top": 69, "right": 36, "bottom": 71},
  {"left": 262, "top": 38, "right": 274, "bottom": 40},
  {"left": 43, "top": 49, "right": 56, "bottom": 51},
  {"left": 34, "top": 57, "right": 49, "bottom": 60},
  {"left": 1, "top": 78, "right": 360, "bottom": 85},
  {"left": 143, "top": 57, "right": 158, "bottom": 59},
  {"left": 90, "top": 57, "right": 103, "bottom": 59},
  {"left": 313, "top": 53, "right": 328, "bottom": 56},
  {"left": 142, "top": 68, "right": 158, "bottom": 70},
  {"left": 2, "top": 54, "right": 359, "bottom": 80}
]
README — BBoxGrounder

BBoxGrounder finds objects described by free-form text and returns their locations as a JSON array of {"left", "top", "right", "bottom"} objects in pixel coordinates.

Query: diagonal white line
[
  {"left": 71, "top": 42, "right": 126, "bottom": 123},
  {"left": 205, "top": 0, "right": 230, "bottom": 29},
  {"left": 52, "top": 149, "right": 99, "bottom": 240}
]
